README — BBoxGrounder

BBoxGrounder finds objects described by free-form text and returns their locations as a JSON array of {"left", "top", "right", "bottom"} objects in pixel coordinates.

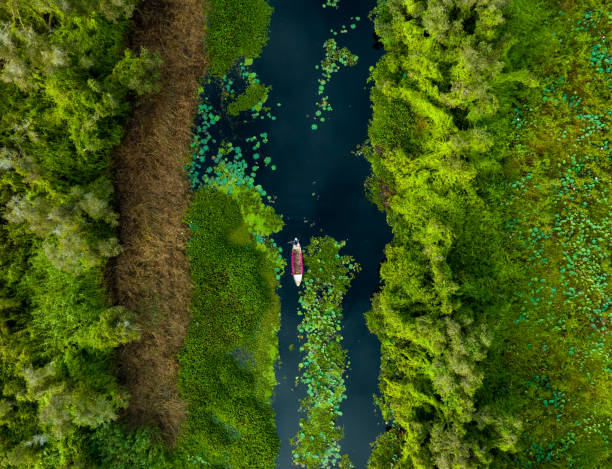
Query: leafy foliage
[
  {"left": 87, "top": 422, "right": 170, "bottom": 469},
  {"left": 362, "top": 0, "right": 528, "bottom": 466},
  {"left": 364, "top": 0, "right": 611, "bottom": 468},
  {"left": 205, "top": 0, "right": 273, "bottom": 77},
  {"left": 177, "top": 187, "right": 282, "bottom": 468},
  {"left": 291, "top": 236, "right": 359, "bottom": 469},
  {"left": 0, "top": 0, "right": 161, "bottom": 466},
  {"left": 112, "top": 46, "right": 163, "bottom": 96}
]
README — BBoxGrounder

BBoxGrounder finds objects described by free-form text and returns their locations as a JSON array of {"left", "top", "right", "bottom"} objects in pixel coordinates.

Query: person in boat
[{"left": 291, "top": 237, "right": 303, "bottom": 286}]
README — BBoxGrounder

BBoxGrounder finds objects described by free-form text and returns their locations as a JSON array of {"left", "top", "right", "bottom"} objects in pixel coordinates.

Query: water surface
[{"left": 250, "top": 1, "right": 392, "bottom": 467}]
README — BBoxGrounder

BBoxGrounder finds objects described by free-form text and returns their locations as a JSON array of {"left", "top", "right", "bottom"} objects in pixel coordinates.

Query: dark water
[{"left": 246, "top": 1, "right": 392, "bottom": 468}]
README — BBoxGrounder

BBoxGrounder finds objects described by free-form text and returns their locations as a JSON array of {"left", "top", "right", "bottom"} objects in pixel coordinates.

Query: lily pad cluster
[
  {"left": 290, "top": 236, "right": 360, "bottom": 469},
  {"left": 186, "top": 58, "right": 285, "bottom": 274},
  {"left": 329, "top": 17, "right": 361, "bottom": 36},
  {"left": 321, "top": 0, "right": 340, "bottom": 8},
  {"left": 311, "top": 38, "right": 358, "bottom": 130},
  {"left": 503, "top": 8, "right": 611, "bottom": 467}
]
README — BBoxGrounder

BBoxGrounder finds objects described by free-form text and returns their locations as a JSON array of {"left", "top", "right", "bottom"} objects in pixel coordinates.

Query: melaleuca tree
[
  {"left": 21, "top": 358, "right": 129, "bottom": 437},
  {"left": 1, "top": 445, "right": 40, "bottom": 468},
  {"left": 0, "top": 0, "right": 155, "bottom": 466},
  {"left": 87, "top": 423, "right": 170, "bottom": 469},
  {"left": 111, "top": 46, "right": 163, "bottom": 96},
  {"left": 4, "top": 177, "right": 121, "bottom": 274},
  {"left": 73, "top": 306, "right": 141, "bottom": 350},
  {"left": 363, "top": 0, "right": 527, "bottom": 467},
  {"left": 1, "top": 0, "right": 138, "bottom": 26},
  {"left": 0, "top": 0, "right": 162, "bottom": 173}
]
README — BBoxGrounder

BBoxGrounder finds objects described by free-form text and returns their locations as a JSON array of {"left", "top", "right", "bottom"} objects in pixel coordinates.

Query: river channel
[{"left": 245, "top": 1, "right": 392, "bottom": 467}]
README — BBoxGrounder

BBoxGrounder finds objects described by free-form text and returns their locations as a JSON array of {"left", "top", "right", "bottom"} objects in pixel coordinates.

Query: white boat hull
[{"left": 293, "top": 274, "right": 302, "bottom": 286}]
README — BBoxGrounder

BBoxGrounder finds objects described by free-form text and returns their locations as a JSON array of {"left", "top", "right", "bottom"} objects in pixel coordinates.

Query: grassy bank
[
  {"left": 109, "top": 0, "right": 207, "bottom": 440},
  {"left": 363, "top": 0, "right": 610, "bottom": 467},
  {"left": 173, "top": 0, "right": 284, "bottom": 466},
  {"left": 176, "top": 188, "right": 281, "bottom": 467},
  {"left": 0, "top": 1, "right": 161, "bottom": 466}
]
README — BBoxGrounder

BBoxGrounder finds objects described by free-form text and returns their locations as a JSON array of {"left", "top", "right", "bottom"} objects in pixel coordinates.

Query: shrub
[
  {"left": 206, "top": 0, "right": 273, "bottom": 77},
  {"left": 111, "top": 46, "right": 163, "bottom": 96},
  {"left": 87, "top": 423, "right": 169, "bottom": 469},
  {"left": 227, "top": 81, "right": 270, "bottom": 116}
]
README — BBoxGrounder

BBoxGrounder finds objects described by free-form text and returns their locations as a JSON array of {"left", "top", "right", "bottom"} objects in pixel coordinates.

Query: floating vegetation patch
[
  {"left": 227, "top": 80, "right": 271, "bottom": 116},
  {"left": 329, "top": 16, "right": 361, "bottom": 36},
  {"left": 291, "top": 236, "right": 360, "bottom": 469},
  {"left": 322, "top": 0, "right": 340, "bottom": 9},
  {"left": 311, "top": 38, "right": 358, "bottom": 129},
  {"left": 179, "top": 188, "right": 284, "bottom": 467},
  {"left": 186, "top": 58, "right": 284, "bottom": 274}
]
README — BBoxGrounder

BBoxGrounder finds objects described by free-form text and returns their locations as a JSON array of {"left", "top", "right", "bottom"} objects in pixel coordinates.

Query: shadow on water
[{"left": 241, "top": 1, "right": 393, "bottom": 467}]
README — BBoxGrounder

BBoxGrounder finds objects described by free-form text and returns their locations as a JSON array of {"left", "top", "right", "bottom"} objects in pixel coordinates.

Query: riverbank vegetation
[
  {"left": 0, "top": 0, "right": 162, "bottom": 466},
  {"left": 177, "top": 188, "right": 282, "bottom": 468},
  {"left": 291, "top": 236, "right": 359, "bottom": 469},
  {"left": 176, "top": 0, "right": 286, "bottom": 465},
  {"left": 109, "top": 0, "right": 207, "bottom": 442},
  {"left": 363, "top": 0, "right": 610, "bottom": 468},
  {"left": 205, "top": 0, "right": 273, "bottom": 77}
]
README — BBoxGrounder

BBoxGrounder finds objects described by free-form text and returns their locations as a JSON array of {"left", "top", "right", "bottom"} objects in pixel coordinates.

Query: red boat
[{"left": 291, "top": 237, "right": 303, "bottom": 286}]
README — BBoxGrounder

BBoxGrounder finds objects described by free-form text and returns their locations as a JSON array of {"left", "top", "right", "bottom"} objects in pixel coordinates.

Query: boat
[{"left": 290, "top": 237, "right": 303, "bottom": 286}]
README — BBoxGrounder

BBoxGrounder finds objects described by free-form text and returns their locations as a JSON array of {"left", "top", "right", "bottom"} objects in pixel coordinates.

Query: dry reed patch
[{"left": 107, "top": 0, "right": 207, "bottom": 444}]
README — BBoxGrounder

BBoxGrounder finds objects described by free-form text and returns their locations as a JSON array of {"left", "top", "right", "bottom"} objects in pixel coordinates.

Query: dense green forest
[
  {"left": 363, "top": 0, "right": 610, "bottom": 468},
  {"left": 0, "top": 1, "right": 162, "bottom": 466},
  {"left": 1, "top": 0, "right": 610, "bottom": 467},
  {"left": 0, "top": 0, "right": 280, "bottom": 467}
]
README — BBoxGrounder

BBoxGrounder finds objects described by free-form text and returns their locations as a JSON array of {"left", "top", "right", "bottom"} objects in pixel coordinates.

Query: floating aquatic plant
[
  {"left": 311, "top": 38, "right": 358, "bottom": 129},
  {"left": 291, "top": 236, "right": 360, "bottom": 469},
  {"left": 329, "top": 17, "right": 361, "bottom": 37},
  {"left": 186, "top": 58, "right": 284, "bottom": 273},
  {"left": 321, "top": 0, "right": 340, "bottom": 9}
]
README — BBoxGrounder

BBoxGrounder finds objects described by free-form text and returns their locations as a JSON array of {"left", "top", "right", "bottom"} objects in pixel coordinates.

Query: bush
[
  {"left": 176, "top": 188, "right": 281, "bottom": 468},
  {"left": 112, "top": 46, "right": 163, "bottom": 96},
  {"left": 227, "top": 81, "right": 270, "bottom": 116},
  {"left": 206, "top": 0, "right": 273, "bottom": 77},
  {"left": 87, "top": 423, "right": 169, "bottom": 469}
]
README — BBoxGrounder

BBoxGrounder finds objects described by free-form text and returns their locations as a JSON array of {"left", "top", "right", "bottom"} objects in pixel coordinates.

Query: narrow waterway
[{"left": 249, "top": 1, "right": 392, "bottom": 467}]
